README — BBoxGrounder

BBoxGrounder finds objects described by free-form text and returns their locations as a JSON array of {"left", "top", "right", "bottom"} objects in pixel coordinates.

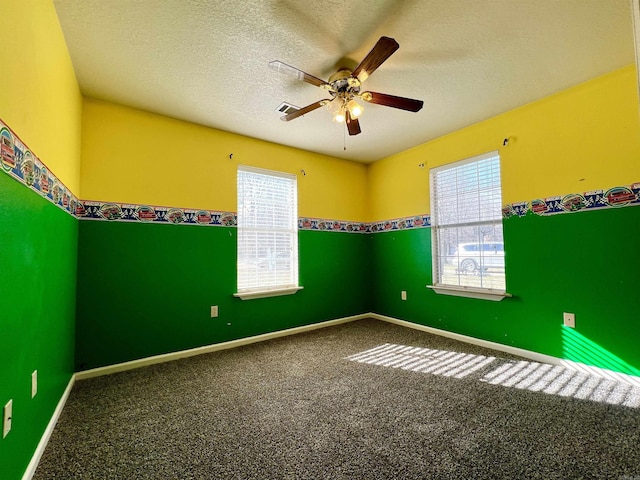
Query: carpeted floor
[{"left": 34, "top": 319, "right": 640, "bottom": 479}]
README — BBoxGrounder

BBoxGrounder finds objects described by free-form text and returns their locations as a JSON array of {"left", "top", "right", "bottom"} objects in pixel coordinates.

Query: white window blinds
[
  {"left": 237, "top": 165, "right": 298, "bottom": 294},
  {"left": 430, "top": 152, "right": 506, "bottom": 292}
]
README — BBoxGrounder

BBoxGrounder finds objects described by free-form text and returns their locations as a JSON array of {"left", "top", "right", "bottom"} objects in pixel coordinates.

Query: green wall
[
  {"left": 371, "top": 205, "right": 640, "bottom": 376},
  {"left": 0, "top": 173, "right": 77, "bottom": 479},
  {"left": 75, "top": 221, "right": 371, "bottom": 370},
  {"left": 0, "top": 0, "right": 82, "bottom": 477}
]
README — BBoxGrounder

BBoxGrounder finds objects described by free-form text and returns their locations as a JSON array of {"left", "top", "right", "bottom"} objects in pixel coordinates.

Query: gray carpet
[{"left": 34, "top": 319, "right": 640, "bottom": 479}]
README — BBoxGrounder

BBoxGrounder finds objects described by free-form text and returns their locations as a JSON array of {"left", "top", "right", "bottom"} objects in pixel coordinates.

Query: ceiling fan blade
[
  {"left": 269, "top": 61, "right": 330, "bottom": 88},
  {"left": 281, "top": 99, "right": 330, "bottom": 121},
  {"left": 360, "top": 91, "right": 424, "bottom": 112},
  {"left": 345, "top": 110, "right": 361, "bottom": 136},
  {"left": 351, "top": 36, "right": 399, "bottom": 83}
]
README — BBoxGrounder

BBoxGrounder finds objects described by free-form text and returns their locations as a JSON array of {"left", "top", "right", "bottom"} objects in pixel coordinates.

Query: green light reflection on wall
[{"left": 561, "top": 326, "right": 640, "bottom": 377}]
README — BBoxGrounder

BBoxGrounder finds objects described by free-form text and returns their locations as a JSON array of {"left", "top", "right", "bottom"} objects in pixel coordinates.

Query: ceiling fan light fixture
[
  {"left": 333, "top": 109, "right": 346, "bottom": 123},
  {"left": 347, "top": 99, "right": 363, "bottom": 118},
  {"left": 327, "top": 98, "right": 346, "bottom": 123}
]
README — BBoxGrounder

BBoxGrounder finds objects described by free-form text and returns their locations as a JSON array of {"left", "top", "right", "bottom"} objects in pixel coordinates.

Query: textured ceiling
[{"left": 53, "top": 0, "right": 635, "bottom": 163}]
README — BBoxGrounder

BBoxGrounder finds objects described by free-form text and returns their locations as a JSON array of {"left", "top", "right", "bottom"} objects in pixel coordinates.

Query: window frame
[
  {"left": 427, "top": 151, "right": 511, "bottom": 301},
  {"left": 234, "top": 165, "right": 302, "bottom": 300}
]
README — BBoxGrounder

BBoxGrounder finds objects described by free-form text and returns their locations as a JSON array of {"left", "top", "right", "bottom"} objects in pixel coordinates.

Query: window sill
[
  {"left": 426, "top": 284, "right": 512, "bottom": 301},
  {"left": 234, "top": 286, "right": 303, "bottom": 300}
]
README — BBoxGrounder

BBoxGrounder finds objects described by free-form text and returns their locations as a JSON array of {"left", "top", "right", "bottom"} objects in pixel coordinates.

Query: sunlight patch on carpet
[{"left": 346, "top": 343, "right": 640, "bottom": 408}]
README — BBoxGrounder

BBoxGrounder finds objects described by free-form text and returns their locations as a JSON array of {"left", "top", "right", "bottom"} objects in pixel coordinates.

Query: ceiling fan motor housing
[{"left": 326, "top": 69, "right": 361, "bottom": 100}]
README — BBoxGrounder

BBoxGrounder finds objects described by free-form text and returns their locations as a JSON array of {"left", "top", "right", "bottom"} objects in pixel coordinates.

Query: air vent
[{"left": 276, "top": 102, "right": 299, "bottom": 115}]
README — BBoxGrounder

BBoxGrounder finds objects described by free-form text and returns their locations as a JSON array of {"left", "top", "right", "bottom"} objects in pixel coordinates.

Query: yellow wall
[
  {"left": 368, "top": 65, "right": 640, "bottom": 221},
  {"left": 0, "top": 0, "right": 82, "bottom": 195},
  {"left": 81, "top": 98, "right": 368, "bottom": 221},
  {"left": 82, "top": 66, "right": 639, "bottom": 223}
]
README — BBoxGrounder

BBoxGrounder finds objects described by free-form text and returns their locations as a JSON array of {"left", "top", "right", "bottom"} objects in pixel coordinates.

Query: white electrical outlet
[
  {"left": 32, "top": 370, "right": 38, "bottom": 398},
  {"left": 3, "top": 399, "right": 12, "bottom": 438},
  {"left": 210, "top": 305, "right": 219, "bottom": 318},
  {"left": 401, "top": 291, "right": 407, "bottom": 301},
  {"left": 563, "top": 312, "right": 576, "bottom": 328}
]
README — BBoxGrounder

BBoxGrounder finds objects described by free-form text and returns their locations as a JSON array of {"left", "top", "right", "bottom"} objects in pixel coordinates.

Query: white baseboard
[
  {"left": 75, "top": 311, "right": 640, "bottom": 385},
  {"left": 370, "top": 313, "right": 640, "bottom": 387},
  {"left": 22, "top": 375, "right": 75, "bottom": 480},
  {"left": 370, "top": 313, "right": 560, "bottom": 364},
  {"left": 75, "top": 313, "right": 368, "bottom": 380}
]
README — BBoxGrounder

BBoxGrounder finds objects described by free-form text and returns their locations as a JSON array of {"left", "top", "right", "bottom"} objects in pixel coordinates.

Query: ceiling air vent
[{"left": 276, "top": 102, "right": 299, "bottom": 115}]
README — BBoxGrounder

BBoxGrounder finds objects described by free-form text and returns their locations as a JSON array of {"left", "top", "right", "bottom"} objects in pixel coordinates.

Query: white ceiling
[{"left": 53, "top": 0, "right": 635, "bottom": 163}]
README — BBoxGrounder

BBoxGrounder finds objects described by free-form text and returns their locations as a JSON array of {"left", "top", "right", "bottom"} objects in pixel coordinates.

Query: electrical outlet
[
  {"left": 401, "top": 291, "right": 407, "bottom": 301},
  {"left": 32, "top": 370, "right": 38, "bottom": 398},
  {"left": 563, "top": 312, "right": 575, "bottom": 328},
  {"left": 210, "top": 305, "right": 219, "bottom": 318},
  {"left": 3, "top": 399, "right": 12, "bottom": 438}
]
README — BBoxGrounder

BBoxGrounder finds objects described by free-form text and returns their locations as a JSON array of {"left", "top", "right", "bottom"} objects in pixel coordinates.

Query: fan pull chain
[{"left": 344, "top": 125, "right": 347, "bottom": 151}]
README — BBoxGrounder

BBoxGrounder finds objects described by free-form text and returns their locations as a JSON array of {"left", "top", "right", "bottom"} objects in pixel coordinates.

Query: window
[
  {"left": 429, "top": 152, "right": 507, "bottom": 299},
  {"left": 235, "top": 165, "right": 301, "bottom": 300}
]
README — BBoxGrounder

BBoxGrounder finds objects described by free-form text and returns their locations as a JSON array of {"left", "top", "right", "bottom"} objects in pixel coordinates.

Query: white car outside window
[{"left": 453, "top": 242, "right": 504, "bottom": 273}]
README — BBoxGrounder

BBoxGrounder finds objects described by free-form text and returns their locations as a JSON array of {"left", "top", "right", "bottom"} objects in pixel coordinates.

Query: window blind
[
  {"left": 430, "top": 152, "right": 505, "bottom": 291},
  {"left": 237, "top": 166, "right": 298, "bottom": 294}
]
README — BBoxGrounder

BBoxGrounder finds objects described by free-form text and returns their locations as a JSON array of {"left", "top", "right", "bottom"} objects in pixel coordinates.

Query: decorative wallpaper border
[
  {"left": 76, "top": 207, "right": 431, "bottom": 233},
  {"left": 0, "top": 119, "right": 80, "bottom": 216},
  {"left": 368, "top": 215, "right": 431, "bottom": 233},
  {"left": 80, "top": 201, "right": 237, "bottom": 226},
  {"left": 299, "top": 217, "right": 369, "bottom": 233},
  {"left": 300, "top": 214, "right": 430, "bottom": 233},
  {"left": 2, "top": 119, "right": 639, "bottom": 233},
  {"left": 502, "top": 184, "right": 640, "bottom": 218}
]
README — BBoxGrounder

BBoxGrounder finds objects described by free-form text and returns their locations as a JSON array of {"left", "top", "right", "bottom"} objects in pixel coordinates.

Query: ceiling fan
[{"left": 269, "top": 36, "right": 423, "bottom": 136}]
